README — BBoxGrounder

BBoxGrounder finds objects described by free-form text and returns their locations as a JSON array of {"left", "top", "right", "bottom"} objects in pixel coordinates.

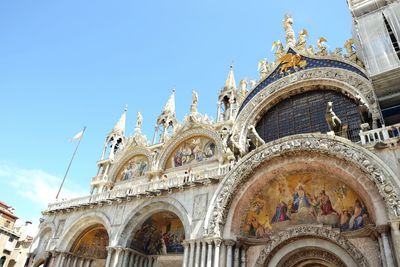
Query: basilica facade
[{"left": 30, "top": 1, "right": 400, "bottom": 267}]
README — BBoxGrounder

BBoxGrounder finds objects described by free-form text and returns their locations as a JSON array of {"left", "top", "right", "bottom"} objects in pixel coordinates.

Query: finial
[{"left": 124, "top": 104, "right": 128, "bottom": 112}]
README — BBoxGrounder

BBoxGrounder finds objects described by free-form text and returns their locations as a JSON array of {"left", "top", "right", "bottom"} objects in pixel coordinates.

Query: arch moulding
[
  {"left": 234, "top": 67, "right": 379, "bottom": 149},
  {"left": 204, "top": 134, "right": 400, "bottom": 237},
  {"left": 254, "top": 225, "right": 369, "bottom": 267},
  {"left": 57, "top": 211, "right": 112, "bottom": 251},
  {"left": 115, "top": 196, "right": 191, "bottom": 247}
]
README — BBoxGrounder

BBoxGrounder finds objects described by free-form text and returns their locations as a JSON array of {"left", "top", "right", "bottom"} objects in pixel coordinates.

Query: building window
[
  {"left": 255, "top": 89, "right": 362, "bottom": 143},
  {"left": 383, "top": 14, "right": 400, "bottom": 60},
  {"left": 8, "top": 237, "right": 14, "bottom": 242},
  {"left": 0, "top": 256, "right": 6, "bottom": 267}
]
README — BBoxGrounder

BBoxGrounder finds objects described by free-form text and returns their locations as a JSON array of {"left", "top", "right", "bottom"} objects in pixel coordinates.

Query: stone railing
[
  {"left": 46, "top": 164, "right": 231, "bottom": 212},
  {"left": 359, "top": 123, "right": 400, "bottom": 145}
]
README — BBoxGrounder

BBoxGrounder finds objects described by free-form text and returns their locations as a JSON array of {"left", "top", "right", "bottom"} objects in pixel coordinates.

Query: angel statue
[
  {"left": 258, "top": 59, "right": 270, "bottom": 80},
  {"left": 136, "top": 112, "right": 143, "bottom": 129},
  {"left": 272, "top": 40, "right": 284, "bottom": 60},
  {"left": 283, "top": 14, "right": 296, "bottom": 48},
  {"left": 239, "top": 79, "right": 248, "bottom": 95},
  {"left": 190, "top": 90, "right": 198, "bottom": 114},
  {"left": 306, "top": 45, "right": 315, "bottom": 56},
  {"left": 316, "top": 37, "right": 328, "bottom": 56},
  {"left": 296, "top": 29, "right": 309, "bottom": 51},
  {"left": 344, "top": 39, "right": 364, "bottom": 67}
]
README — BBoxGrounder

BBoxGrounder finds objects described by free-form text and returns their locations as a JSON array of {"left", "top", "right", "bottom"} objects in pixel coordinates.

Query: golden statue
[
  {"left": 316, "top": 37, "right": 328, "bottom": 56},
  {"left": 344, "top": 39, "right": 364, "bottom": 67},
  {"left": 296, "top": 29, "right": 309, "bottom": 51},
  {"left": 306, "top": 45, "right": 315, "bottom": 56},
  {"left": 278, "top": 53, "right": 307, "bottom": 73}
]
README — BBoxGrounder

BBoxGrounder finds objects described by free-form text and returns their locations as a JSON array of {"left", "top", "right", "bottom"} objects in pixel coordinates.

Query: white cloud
[{"left": 0, "top": 163, "right": 86, "bottom": 208}]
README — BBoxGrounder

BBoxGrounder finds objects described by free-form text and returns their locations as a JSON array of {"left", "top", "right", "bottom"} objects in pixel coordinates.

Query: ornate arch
[
  {"left": 254, "top": 225, "right": 369, "bottom": 267},
  {"left": 204, "top": 134, "right": 400, "bottom": 237},
  {"left": 115, "top": 197, "right": 191, "bottom": 247},
  {"left": 108, "top": 146, "right": 152, "bottom": 182},
  {"left": 234, "top": 67, "right": 380, "bottom": 149},
  {"left": 57, "top": 211, "right": 112, "bottom": 251},
  {"left": 156, "top": 126, "right": 224, "bottom": 170}
]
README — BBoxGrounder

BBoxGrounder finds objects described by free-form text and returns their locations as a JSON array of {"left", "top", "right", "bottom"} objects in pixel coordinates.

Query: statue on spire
[
  {"left": 135, "top": 112, "right": 143, "bottom": 132},
  {"left": 190, "top": 90, "right": 198, "bottom": 114},
  {"left": 283, "top": 14, "right": 296, "bottom": 48},
  {"left": 296, "top": 29, "right": 309, "bottom": 51}
]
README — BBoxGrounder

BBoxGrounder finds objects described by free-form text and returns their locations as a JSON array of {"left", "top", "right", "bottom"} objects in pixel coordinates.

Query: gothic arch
[
  {"left": 156, "top": 126, "right": 224, "bottom": 170},
  {"left": 234, "top": 67, "right": 380, "bottom": 149},
  {"left": 254, "top": 226, "right": 369, "bottom": 267},
  {"left": 204, "top": 134, "right": 400, "bottom": 237},
  {"left": 57, "top": 211, "right": 112, "bottom": 251},
  {"left": 115, "top": 197, "right": 191, "bottom": 247},
  {"left": 108, "top": 146, "right": 152, "bottom": 182}
]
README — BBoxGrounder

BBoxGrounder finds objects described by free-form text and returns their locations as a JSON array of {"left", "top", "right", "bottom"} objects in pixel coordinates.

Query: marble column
[
  {"left": 214, "top": 239, "right": 222, "bottom": 267},
  {"left": 378, "top": 236, "right": 388, "bottom": 267},
  {"left": 200, "top": 241, "right": 207, "bottom": 267},
  {"left": 122, "top": 249, "right": 131, "bottom": 267},
  {"left": 71, "top": 256, "right": 78, "bottom": 267},
  {"left": 84, "top": 259, "right": 92, "bottom": 267},
  {"left": 57, "top": 253, "right": 67, "bottom": 267},
  {"left": 206, "top": 240, "right": 213, "bottom": 267},
  {"left": 112, "top": 247, "right": 123, "bottom": 267},
  {"left": 233, "top": 247, "right": 239, "bottom": 267},
  {"left": 382, "top": 232, "right": 396, "bottom": 267},
  {"left": 390, "top": 221, "right": 400, "bottom": 266},
  {"left": 240, "top": 246, "right": 247, "bottom": 267},
  {"left": 105, "top": 247, "right": 114, "bottom": 267},
  {"left": 225, "top": 240, "right": 235, "bottom": 267},
  {"left": 129, "top": 252, "right": 135, "bottom": 267},
  {"left": 134, "top": 254, "right": 140, "bottom": 266},
  {"left": 189, "top": 241, "right": 195, "bottom": 267},
  {"left": 195, "top": 240, "right": 201, "bottom": 267},
  {"left": 78, "top": 258, "right": 85, "bottom": 267},
  {"left": 219, "top": 242, "right": 226, "bottom": 267},
  {"left": 183, "top": 241, "right": 190, "bottom": 267},
  {"left": 64, "top": 255, "right": 71, "bottom": 267}
]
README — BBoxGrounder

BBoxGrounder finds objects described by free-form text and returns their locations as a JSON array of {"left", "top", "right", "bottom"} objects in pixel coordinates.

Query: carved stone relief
[{"left": 193, "top": 193, "right": 208, "bottom": 221}]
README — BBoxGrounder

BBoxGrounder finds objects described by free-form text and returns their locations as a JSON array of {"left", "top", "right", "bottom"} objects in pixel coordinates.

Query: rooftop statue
[
  {"left": 239, "top": 79, "right": 248, "bottom": 95},
  {"left": 136, "top": 112, "right": 143, "bottom": 130},
  {"left": 278, "top": 53, "right": 307, "bottom": 74},
  {"left": 344, "top": 39, "right": 364, "bottom": 67},
  {"left": 272, "top": 40, "right": 284, "bottom": 60},
  {"left": 316, "top": 37, "right": 328, "bottom": 56},
  {"left": 306, "top": 45, "right": 315, "bottom": 56},
  {"left": 258, "top": 59, "right": 270, "bottom": 79},
  {"left": 296, "top": 29, "right": 309, "bottom": 51},
  {"left": 283, "top": 14, "right": 296, "bottom": 48},
  {"left": 190, "top": 90, "right": 198, "bottom": 114}
]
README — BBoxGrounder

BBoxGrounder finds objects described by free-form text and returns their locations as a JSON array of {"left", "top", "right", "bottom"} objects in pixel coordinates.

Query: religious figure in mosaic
[
  {"left": 117, "top": 155, "right": 149, "bottom": 181},
  {"left": 171, "top": 138, "right": 216, "bottom": 168},
  {"left": 242, "top": 173, "right": 371, "bottom": 238}
]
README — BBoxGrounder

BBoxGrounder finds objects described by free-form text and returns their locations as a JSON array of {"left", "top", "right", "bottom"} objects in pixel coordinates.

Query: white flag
[{"left": 71, "top": 130, "right": 84, "bottom": 141}]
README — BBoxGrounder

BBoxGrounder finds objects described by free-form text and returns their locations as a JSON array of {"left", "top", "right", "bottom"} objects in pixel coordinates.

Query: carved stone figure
[
  {"left": 190, "top": 90, "right": 198, "bottom": 114},
  {"left": 296, "top": 29, "right": 308, "bottom": 51},
  {"left": 247, "top": 125, "right": 265, "bottom": 150},
  {"left": 239, "top": 79, "right": 247, "bottom": 95},
  {"left": 136, "top": 112, "right": 143, "bottom": 131},
  {"left": 258, "top": 59, "right": 270, "bottom": 79},
  {"left": 316, "top": 37, "right": 328, "bottom": 56},
  {"left": 306, "top": 45, "right": 315, "bottom": 56},
  {"left": 325, "top": 101, "right": 342, "bottom": 133},
  {"left": 355, "top": 95, "right": 372, "bottom": 126},
  {"left": 283, "top": 14, "right": 296, "bottom": 48},
  {"left": 272, "top": 40, "right": 284, "bottom": 60},
  {"left": 344, "top": 38, "right": 364, "bottom": 67}
]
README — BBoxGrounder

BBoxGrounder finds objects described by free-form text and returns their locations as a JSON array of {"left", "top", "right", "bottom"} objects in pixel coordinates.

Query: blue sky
[{"left": 0, "top": 1, "right": 352, "bottom": 227}]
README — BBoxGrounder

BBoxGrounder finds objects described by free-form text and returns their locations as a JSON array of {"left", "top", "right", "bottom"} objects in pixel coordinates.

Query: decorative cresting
[
  {"left": 204, "top": 134, "right": 400, "bottom": 237},
  {"left": 233, "top": 66, "right": 379, "bottom": 148},
  {"left": 107, "top": 146, "right": 152, "bottom": 181},
  {"left": 239, "top": 48, "right": 368, "bottom": 114},
  {"left": 157, "top": 127, "right": 225, "bottom": 170},
  {"left": 254, "top": 225, "right": 369, "bottom": 267}
]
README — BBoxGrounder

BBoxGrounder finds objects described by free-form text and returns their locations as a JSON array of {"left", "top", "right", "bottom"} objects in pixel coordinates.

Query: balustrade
[{"left": 359, "top": 123, "right": 400, "bottom": 145}]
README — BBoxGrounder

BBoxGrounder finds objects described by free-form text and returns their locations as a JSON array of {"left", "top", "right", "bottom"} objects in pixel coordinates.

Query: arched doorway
[
  {"left": 274, "top": 248, "right": 346, "bottom": 267},
  {"left": 129, "top": 211, "right": 184, "bottom": 255},
  {"left": 127, "top": 211, "right": 185, "bottom": 267},
  {"left": 70, "top": 224, "right": 109, "bottom": 266}
]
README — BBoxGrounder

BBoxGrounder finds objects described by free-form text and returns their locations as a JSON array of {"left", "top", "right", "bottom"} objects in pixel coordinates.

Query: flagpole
[{"left": 56, "top": 126, "right": 87, "bottom": 200}]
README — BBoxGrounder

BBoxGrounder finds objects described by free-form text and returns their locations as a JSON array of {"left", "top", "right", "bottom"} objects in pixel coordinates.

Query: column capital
[
  {"left": 224, "top": 239, "right": 236, "bottom": 246},
  {"left": 205, "top": 238, "right": 214, "bottom": 245},
  {"left": 213, "top": 238, "right": 223, "bottom": 247},
  {"left": 376, "top": 224, "right": 390, "bottom": 234},
  {"left": 390, "top": 221, "right": 400, "bottom": 233}
]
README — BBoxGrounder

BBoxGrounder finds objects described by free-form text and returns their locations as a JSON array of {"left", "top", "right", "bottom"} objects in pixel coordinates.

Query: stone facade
[{"left": 29, "top": 3, "right": 400, "bottom": 267}]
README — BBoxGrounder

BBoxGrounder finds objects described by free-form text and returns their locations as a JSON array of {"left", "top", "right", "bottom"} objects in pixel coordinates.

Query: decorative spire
[
  {"left": 163, "top": 89, "right": 176, "bottom": 115},
  {"left": 224, "top": 65, "right": 236, "bottom": 91},
  {"left": 110, "top": 106, "right": 126, "bottom": 136}
]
